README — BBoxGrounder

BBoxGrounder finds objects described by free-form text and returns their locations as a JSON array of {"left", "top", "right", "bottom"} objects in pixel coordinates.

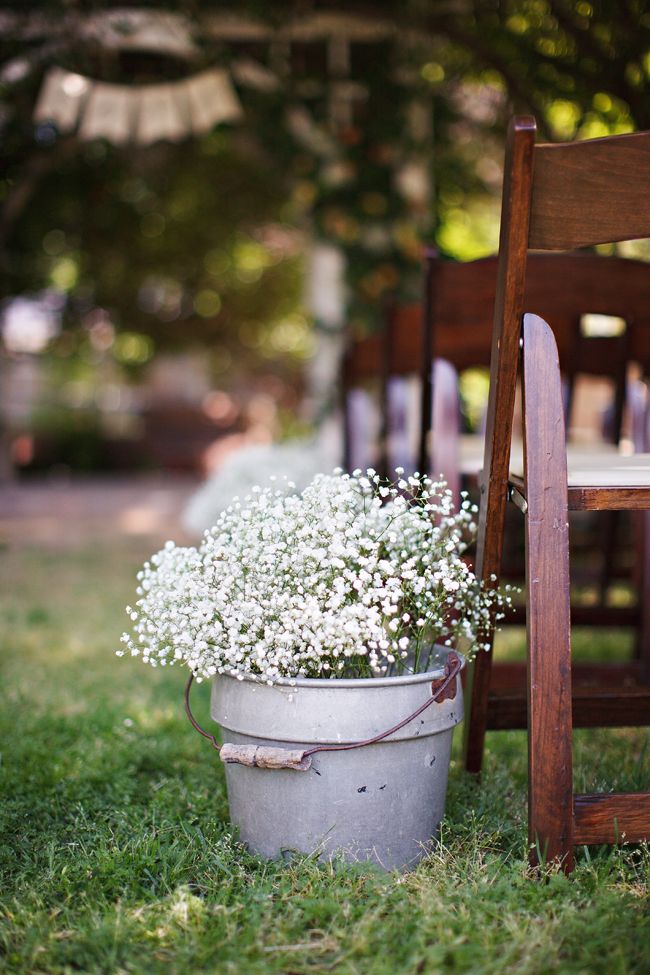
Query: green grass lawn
[{"left": 1, "top": 541, "right": 648, "bottom": 975}]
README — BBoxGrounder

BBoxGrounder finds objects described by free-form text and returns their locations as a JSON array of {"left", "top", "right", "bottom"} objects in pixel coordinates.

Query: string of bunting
[{"left": 33, "top": 66, "right": 243, "bottom": 145}]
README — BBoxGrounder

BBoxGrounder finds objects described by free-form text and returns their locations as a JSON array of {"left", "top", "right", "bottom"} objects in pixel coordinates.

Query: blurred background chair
[
  {"left": 341, "top": 331, "right": 383, "bottom": 475},
  {"left": 419, "top": 251, "right": 650, "bottom": 477},
  {"left": 341, "top": 303, "right": 461, "bottom": 498},
  {"left": 420, "top": 251, "right": 650, "bottom": 632},
  {"left": 343, "top": 252, "right": 650, "bottom": 616},
  {"left": 343, "top": 250, "right": 650, "bottom": 634}
]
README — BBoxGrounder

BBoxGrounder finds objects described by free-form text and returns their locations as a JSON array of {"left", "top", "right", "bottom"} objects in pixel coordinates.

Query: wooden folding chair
[
  {"left": 418, "top": 251, "right": 650, "bottom": 630},
  {"left": 419, "top": 251, "right": 650, "bottom": 481},
  {"left": 464, "top": 116, "right": 650, "bottom": 870}
]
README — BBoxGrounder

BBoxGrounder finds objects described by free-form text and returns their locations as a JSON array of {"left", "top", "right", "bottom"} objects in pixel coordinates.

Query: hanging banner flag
[
  {"left": 184, "top": 68, "right": 242, "bottom": 134},
  {"left": 33, "top": 67, "right": 90, "bottom": 133},
  {"left": 78, "top": 81, "right": 135, "bottom": 144},
  {"left": 33, "top": 66, "right": 243, "bottom": 145},
  {"left": 136, "top": 82, "right": 187, "bottom": 144}
]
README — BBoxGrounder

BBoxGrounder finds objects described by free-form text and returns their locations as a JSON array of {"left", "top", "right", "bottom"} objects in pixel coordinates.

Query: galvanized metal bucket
[{"left": 209, "top": 648, "right": 464, "bottom": 870}]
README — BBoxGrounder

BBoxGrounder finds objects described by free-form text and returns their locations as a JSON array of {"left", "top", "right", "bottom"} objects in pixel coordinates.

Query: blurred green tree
[{"left": 0, "top": 0, "right": 647, "bottom": 350}]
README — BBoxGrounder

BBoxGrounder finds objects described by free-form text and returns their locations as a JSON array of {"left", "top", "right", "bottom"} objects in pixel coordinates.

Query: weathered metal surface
[{"left": 210, "top": 649, "right": 464, "bottom": 870}]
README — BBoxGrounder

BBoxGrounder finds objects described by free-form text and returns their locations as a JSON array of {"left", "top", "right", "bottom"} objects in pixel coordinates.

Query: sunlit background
[{"left": 1, "top": 3, "right": 647, "bottom": 528}]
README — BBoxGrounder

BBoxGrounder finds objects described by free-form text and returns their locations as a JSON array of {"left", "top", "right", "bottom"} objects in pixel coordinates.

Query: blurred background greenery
[{"left": 0, "top": 1, "right": 647, "bottom": 476}]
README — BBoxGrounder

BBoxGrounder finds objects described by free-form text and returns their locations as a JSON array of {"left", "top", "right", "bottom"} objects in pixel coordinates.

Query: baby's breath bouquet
[{"left": 120, "top": 469, "right": 511, "bottom": 683}]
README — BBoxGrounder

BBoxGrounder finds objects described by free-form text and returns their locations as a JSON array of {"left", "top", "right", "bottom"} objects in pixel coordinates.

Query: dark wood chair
[
  {"left": 343, "top": 264, "right": 648, "bottom": 614},
  {"left": 353, "top": 256, "right": 649, "bottom": 623},
  {"left": 344, "top": 257, "right": 649, "bottom": 492},
  {"left": 464, "top": 116, "right": 650, "bottom": 871},
  {"left": 419, "top": 251, "right": 650, "bottom": 476},
  {"left": 418, "top": 251, "right": 650, "bottom": 629}
]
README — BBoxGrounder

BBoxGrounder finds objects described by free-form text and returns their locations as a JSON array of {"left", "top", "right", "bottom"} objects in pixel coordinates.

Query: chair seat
[
  {"left": 509, "top": 446, "right": 650, "bottom": 488},
  {"left": 459, "top": 434, "right": 486, "bottom": 475},
  {"left": 465, "top": 434, "right": 639, "bottom": 487}
]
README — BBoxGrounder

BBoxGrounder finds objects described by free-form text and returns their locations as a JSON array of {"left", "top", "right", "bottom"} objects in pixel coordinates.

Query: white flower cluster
[{"left": 119, "top": 469, "right": 512, "bottom": 683}]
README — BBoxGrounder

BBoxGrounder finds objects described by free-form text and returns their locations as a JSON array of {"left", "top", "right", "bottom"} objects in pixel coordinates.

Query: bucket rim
[{"left": 216, "top": 646, "right": 465, "bottom": 690}]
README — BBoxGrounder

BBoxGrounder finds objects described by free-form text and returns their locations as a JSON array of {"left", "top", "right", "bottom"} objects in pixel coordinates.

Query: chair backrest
[
  {"left": 426, "top": 253, "right": 650, "bottom": 373},
  {"left": 421, "top": 250, "right": 650, "bottom": 471},
  {"left": 383, "top": 302, "right": 423, "bottom": 477},
  {"left": 342, "top": 245, "right": 650, "bottom": 475},
  {"left": 528, "top": 132, "right": 650, "bottom": 250},
  {"left": 478, "top": 116, "right": 650, "bottom": 579}
]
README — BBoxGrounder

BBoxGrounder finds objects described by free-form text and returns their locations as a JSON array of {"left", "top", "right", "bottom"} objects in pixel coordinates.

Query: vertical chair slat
[{"left": 521, "top": 313, "right": 574, "bottom": 870}]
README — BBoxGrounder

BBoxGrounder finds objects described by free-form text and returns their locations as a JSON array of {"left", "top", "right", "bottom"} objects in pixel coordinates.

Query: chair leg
[
  {"left": 463, "top": 635, "right": 495, "bottom": 774},
  {"left": 522, "top": 314, "right": 574, "bottom": 871}
]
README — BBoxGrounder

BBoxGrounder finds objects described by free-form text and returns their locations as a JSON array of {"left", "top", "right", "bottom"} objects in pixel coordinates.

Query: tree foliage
[{"left": 0, "top": 0, "right": 647, "bottom": 359}]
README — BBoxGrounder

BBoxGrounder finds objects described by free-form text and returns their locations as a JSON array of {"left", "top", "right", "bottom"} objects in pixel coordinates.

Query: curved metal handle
[
  {"left": 303, "top": 651, "right": 462, "bottom": 758},
  {"left": 183, "top": 651, "right": 462, "bottom": 767},
  {"left": 184, "top": 672, "right": 221, "bottom": 752}
]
